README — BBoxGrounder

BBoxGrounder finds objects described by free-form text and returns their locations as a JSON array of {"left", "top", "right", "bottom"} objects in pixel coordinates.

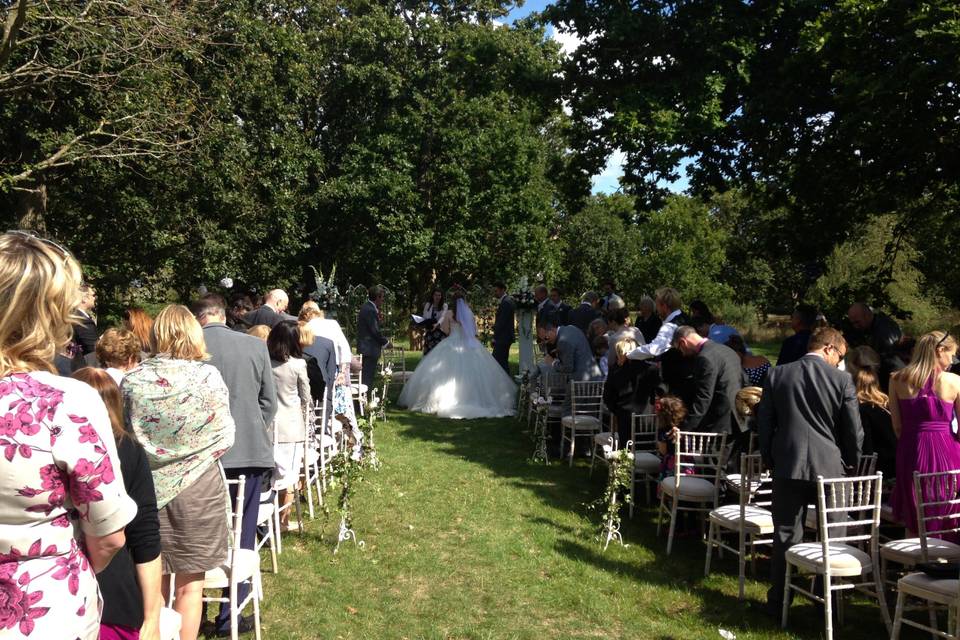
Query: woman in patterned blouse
[
  {"left": 0, "top": 232, "right": 136, "bottom": 639},
  {"left": 122, "top": 305, "right": 235, "bottom": 640}
]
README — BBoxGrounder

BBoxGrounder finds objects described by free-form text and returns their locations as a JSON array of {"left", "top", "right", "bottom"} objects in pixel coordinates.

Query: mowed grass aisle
[{"left": 254, "top": 401, "right": 897, "bottom": 639}]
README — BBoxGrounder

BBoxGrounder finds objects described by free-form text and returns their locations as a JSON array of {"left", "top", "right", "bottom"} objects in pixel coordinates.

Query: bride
[{"left": 399, "top": 291, "right": 516, "bottom": 419}]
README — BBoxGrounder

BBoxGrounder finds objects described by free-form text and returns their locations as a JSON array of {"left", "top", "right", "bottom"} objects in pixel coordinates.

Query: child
[
  {"left": 655, "top": 395, "right": 688, "bottom": 481},
  {"left": 592, "top": 335, "right": 609, "bottom": 379}
]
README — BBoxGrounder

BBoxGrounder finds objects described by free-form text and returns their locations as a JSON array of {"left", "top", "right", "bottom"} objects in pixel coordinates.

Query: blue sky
[{"left": 503, "top": 1, "right": 690, "bottom": 196}]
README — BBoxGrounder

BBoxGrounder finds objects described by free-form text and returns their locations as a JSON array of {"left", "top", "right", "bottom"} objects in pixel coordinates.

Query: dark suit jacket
[
  {"left": 73, "top": 313, "right": 98, "bottom": 355},
  {"left": 357, "top": 300, "right": 388, "bottom": 358},
  {"left": 635, "top": 314, "right": 662, "bottom": 344},
  {"left": 682, "top": 341, "right": 748, "bottom": 434},
  {"left": 243, "top": 305, "right": 296, "bottom": 329},
  {"left": 303, "top": 335, "right": 337, "bottom": 402},
  {"left": 567, "top": 303, "right": 601, "bottom": 336},
  {"left": 757, "top": 354, "right": 863, "bottom": 481},
  {"left": 554, "top": 325, "right": 601, "bottom": 381},
  {"left": 493, "top": 296, "right": 516, "bottom": 345},
  {"left": 202, "top": 323, "right": 278, "bottom": 469},
  {"left": 776, "top": 330, "right": 811, "bottom": 366}
]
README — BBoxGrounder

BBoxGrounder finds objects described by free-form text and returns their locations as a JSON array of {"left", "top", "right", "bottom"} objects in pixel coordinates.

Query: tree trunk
[{"left": 16, "top": 182, "right": 48, "bottom": 234}]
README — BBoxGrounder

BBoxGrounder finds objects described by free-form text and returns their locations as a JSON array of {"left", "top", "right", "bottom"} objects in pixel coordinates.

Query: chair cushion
[
  {"left": 898, "top": 572, "right": 960, "bottom": 604},
  {"left": 351, "top": 384, "right": 369, "bottom": 395},
  {"left": 561, "top": 415, "right": 601, "bottom": 430},
  {"left": 203, "top": 549, "right": 260, "bottom": 589},
  {"left": 881, "top": 537, "right": 960, "bottom": 565},
  {"left": 390, "top": 371, "right": 413, "bottom": 382},
  {"left": 709, "top": 504, "right": 774, "bottom": 534},
  {"left": 256, "top": 502, "right": 275, "bottom": 525},
  {"left": 160, "top": 607, "right": 182, "bottom": 640},
  {"left": 633, "top": 451, "right": 662, "bottom": 473},
  {"left": 593, "top": 432, "right": 615, "bottom": 446},
  {"left": 785, "top": 543, "right": 872, "bottom": 577},
  {"left": 547, "top": 405, "right": 564, "bottom": 418},
  {"left": 659, "top": 476, "right": 717, "bottom": 501}
]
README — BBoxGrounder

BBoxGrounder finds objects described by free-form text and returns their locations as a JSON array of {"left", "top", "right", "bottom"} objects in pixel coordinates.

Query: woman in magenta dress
[{"left": 889, "top": 330, "right": 960, "bottom": 536}]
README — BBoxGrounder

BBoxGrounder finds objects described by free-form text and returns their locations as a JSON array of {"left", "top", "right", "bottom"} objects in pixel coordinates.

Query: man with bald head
[
  {"left": 244, "top": 288, "right": 297, "bottom": 328},
  {"left": 846, "top": 301, "right": 904, "bottom": 390}
]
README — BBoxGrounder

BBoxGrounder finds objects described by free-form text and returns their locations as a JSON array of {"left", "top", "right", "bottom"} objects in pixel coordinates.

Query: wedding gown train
[{"left": 399, "top": 303, "right": 516, "bottom": 419}]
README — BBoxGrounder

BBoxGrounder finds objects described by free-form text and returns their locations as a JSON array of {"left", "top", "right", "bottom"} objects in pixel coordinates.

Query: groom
[
  {"left": 357, "top": 285, "right": 391, "bottom": 387},
  {"left": 491, "top": 282, "right": 515, "bottom": 373}
]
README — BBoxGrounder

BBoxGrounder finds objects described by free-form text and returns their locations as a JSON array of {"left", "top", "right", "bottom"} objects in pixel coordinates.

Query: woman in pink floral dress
[{"left": 0, "top": 232, "right": 137, "bottom": 639}]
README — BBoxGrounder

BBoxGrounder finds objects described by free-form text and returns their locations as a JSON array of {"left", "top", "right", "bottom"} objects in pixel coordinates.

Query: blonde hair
[
  {"left": 894, "top": 330, "right": 958, "bottom": 392},
  {"left": 735, "top": 387, "right": 763, "bottom": 419},
  {"left": 0, "top": 233, "right": 83, "bottom": 377},
  {"left": 615, "top": 337, "right": 637, "bottom": 360},
  {"left": 655, "top": 287, "right": 682, "bottom": 311},
  {"left": 151, "top": 304, "right": 208, "bottom": 360},
  {"left": 247, "top": 325, "right": 270, "bottom": 340},
  {"left": 297, "top": 321, "right": 315, "bottom": 348},
  {"left": 299, "top": 300, "right": 322, "bottom": 323},
  {"left": 96, "top": 328, "right": 142, "bottom": 368}
]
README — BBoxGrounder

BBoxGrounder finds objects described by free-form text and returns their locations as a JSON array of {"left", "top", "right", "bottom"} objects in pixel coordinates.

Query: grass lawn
[{"left": 248, "top": 346, "right": 914, "bottom": 640}]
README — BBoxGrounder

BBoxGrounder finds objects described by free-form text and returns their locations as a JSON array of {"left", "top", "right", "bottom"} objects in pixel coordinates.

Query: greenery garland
[{"left": 587, "top": 448, "right": 633, "bottom": 549}]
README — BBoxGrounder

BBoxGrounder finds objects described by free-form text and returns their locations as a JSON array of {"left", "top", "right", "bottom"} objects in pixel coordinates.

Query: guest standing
[
  {"left": 73, "top": 282, "right": 99, "bottom": 355},
  {"left": 491, "top": 283, "right": 515, "bottom": 373},
  {"left": 0, "top": 232, "right": 136, "bottom": 640},
  {"left": 191, "top": 293, "right": 278, "bottom": 637},
  {"left": 422, "top": 288, "right": 449, "bottom": 356},
  {"left": 672, "top": 326, "right": 747, "bottom": 436},
  {"left": 96, "top": 327, "right": 144, "bottom": 385},
  {"left": 267, "top": 322, "right": 313, "bottom": 530},
  {"left": 123, "top": 305, "right": 236, "bottom": 640},
  {"left": 244, "top": 289, "right": 296, "bottom": 328},
  {"left": 846, "top": 346, "right": 897, "bottom": 479},
  {"left": 123, "top": 307, "right": 154, "bottom": 354},
  {"left": 357, "top": 286, "right": 391, "bottom": 388},
  {"left": 537, "top": 321, "right": 601, "bottom": 382},
  {"left": 726, "top": 334, "right": 772, "bottom": 386},
  {"left": 847, "top": 302, "right": 905, "bottom": 390},
  {"left": 635, "top": 296, "right": 662, "bottom": 344},
  {"left": 301, "top": 302, "right": 356, "bottom": 432},
  {"left": 72, "top": 368, "right": 162, "bottom": 640},
  {"left": 567, "top": 292, "right": 602, "bottom": 336},
  {"left": 757, "top": 327, "right": 862, "bottom": 616},
  {"left": 606, "top": 307, "right": 646, "bottom": 370},
  {"left": 889, "top": 331, "right": 960, "bottom": 536},
  {"left": 776, "top": 304, "right": 817, "bottom": 366}
]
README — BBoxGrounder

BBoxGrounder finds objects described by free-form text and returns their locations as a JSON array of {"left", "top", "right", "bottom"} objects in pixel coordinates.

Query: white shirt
[{"left": 627, "top": 309, "right": 683, "bottom": 360}]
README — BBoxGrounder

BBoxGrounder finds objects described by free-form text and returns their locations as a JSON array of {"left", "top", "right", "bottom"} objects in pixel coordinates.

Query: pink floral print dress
[{"left": 0, "top": 371, "right": 137, "bottom": 639}]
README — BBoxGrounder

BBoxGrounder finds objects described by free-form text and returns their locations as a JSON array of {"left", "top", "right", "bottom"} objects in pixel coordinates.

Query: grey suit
[
  {"left": 553, "top": 325, "right": 601, "bottom": 382},
  {"left": 757, "top": 353, "right": 863, "bottom": 613},
  {"left": 202, "top": 323, "right": 278, "bottom": 469},
  {"left": 357, "top": 300, "right": 388, "bottom": 387},
  {"left": 244, "top": 305, "right": 296, "bottom": 329},
  {"left": 492, "top": 295, "right": 515, "bottom": 372}
]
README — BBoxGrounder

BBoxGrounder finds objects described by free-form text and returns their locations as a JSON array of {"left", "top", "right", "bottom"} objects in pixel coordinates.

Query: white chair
[
  {"left": 561, "top": 380, "right": 604, "bottom": 466},
  {"left": 350, "top": 354, "right": 368, "bottom": 416},
  {"left": 627, "top": 413, "right": 659, "bottom": 513},
  {"left": 530, "top": 371, "right": 569, "bottom": 462},
  {"left": 704, "top": 453, "right": 774, "bottom": 599},
  {"left": 781, "top": 473, "right": 891, "bottom": 640},
  {"left": 202, "top": 473, "right": 263, "bottom": 640},
  {"left": 657, "top": 431, "right": 727, "bottom": 555},
  {"left": 892, "top": 567, "right": 960, "bottom": 639},
  {"left": 255, "top": 485, "right": 279, "bottom": 572},
  {"left": 381, "top": 346, "right": 410, "bottom": 396},
  {"left": 589, "top": 411, "right": 620, "bottom": 476},
  {"left": 722, "top": 431, "right": 758, "bottom": 495}
]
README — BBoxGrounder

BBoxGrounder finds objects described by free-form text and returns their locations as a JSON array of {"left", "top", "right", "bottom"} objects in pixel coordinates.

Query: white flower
[{"left": 220, "top": 277, "right": 234, "bottom": 289}]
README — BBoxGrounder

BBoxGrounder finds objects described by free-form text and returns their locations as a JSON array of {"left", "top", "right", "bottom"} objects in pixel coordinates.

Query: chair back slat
[
  {"left": 738, "top": 453, "right": 772, "bottom": 510},
  {"left": 914, "top": 470, "right": 960, "bottom": 554},
  {"left": 851, "top": 453, "right": 878, "bottom": 477},
  {"left": 568, "top": 381, "right": 604, "bottom": 418},
  {"left": 630, "top": 414, "right": 658, "bottom": 454},
  {"left": 815, "top": 473, "right": 883, "bottom": 548},
  {"left": 673, "top": 431, "right": 727, "bottom": 484},
  {"left": 350, "top": 354, "right": 363, "bottom": 387},
  {"left": 541, "top": 371, "right": 569, "bottom": 404}
]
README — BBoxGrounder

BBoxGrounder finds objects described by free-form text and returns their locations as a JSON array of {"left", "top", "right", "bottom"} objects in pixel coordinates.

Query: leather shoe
[{"left": 215, "top": 615, "right": 255, "bottom": 637}]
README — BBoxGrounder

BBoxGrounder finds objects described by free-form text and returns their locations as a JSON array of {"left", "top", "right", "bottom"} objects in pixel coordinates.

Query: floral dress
[{"left": 0, "top": 371, "right": 136, "bottom": 639}]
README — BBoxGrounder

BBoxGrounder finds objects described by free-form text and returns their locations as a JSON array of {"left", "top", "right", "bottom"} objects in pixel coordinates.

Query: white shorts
[{"left": 273, "top": 442, "right": 304, "bottom": 490}]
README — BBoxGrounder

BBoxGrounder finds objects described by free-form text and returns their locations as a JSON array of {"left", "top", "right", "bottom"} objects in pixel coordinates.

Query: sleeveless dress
[
  {"left": 399, "top": 324, "right": 516, "bottom": 419},
  {"left": 890, "top": 375, "right": 960, "bottom": 536}
]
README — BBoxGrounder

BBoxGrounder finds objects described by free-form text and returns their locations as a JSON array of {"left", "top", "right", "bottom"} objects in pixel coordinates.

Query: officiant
[{"left": 419, "top": 288, "right": 448, "bottom": 355}]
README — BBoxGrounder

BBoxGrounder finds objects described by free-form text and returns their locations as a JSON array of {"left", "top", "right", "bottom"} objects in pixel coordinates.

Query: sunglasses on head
[
  {"left": 6, "top": 230, "right": 72, "bottom": 258},
  {"left": 936, "top": 331, "right": 953, "bottom": 349}
]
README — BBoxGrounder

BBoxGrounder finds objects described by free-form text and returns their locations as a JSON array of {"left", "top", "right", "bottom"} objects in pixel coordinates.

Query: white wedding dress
[{"left": 399, "top": 299, "right": 516, "bottom": 419}]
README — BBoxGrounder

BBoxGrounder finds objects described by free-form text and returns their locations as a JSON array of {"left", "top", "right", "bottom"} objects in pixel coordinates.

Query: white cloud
[{"left": 549, "top": 25, "right": 583, "bottom": 57}]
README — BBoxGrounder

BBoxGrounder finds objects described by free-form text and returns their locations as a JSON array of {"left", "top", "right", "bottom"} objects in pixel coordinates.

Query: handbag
[{"left": 917, "top": 561, "right": 960, "bottom": 579}]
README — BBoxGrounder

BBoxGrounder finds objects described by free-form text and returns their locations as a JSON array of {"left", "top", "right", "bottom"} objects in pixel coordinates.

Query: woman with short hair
[
  {"left": 95, "top": 327, "right": 143, "bottom": 384},
  {"left": 122, "top": 305, "right": 235, "bottom": 640}
]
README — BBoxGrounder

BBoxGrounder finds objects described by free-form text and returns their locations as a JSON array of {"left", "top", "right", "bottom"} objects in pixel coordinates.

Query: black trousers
[
  {"left": 215, "top": 467, "right": 270, "bottom": 630},
  {"left": 492, "top": 341, "right": 511, "bottom": 373},
  {"left": 361, "top": 351, "right": 379, "bottom": 388},
  {"left": 767, "top": 477, "right": 846, "bottom": 612}
]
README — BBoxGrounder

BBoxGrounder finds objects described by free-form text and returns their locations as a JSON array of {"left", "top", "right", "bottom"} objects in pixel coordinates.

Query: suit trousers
[
  {"left": 767, "top": 477, "right": 846, "bottom": 613},
  {"left": 492, "top": 341, "right": 511, "bottom": 373},
  {"left": 215, "top": 467, "right": 269, "bottom": 631},
  {"left": 361, "top": 351, "right": 379, "bottom": 388}
]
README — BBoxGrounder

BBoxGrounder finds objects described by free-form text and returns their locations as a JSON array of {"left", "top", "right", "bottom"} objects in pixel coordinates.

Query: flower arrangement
[
  {"left": 511, "top": 276, "right": 537, "bottom": 310},
  {"left": 308, "top": 265, "right": 343, "bottom": 310}
]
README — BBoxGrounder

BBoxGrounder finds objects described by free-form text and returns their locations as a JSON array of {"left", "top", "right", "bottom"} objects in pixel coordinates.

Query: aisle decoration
[
  {"left": 588, "top": 447, "right": 633, "bottom": 550},
  {"left": 308, "top": 264, "right": 343, "bottom": 310},
  {"left": 511, "top": 277, "right": 537, "bottom": 375}
]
